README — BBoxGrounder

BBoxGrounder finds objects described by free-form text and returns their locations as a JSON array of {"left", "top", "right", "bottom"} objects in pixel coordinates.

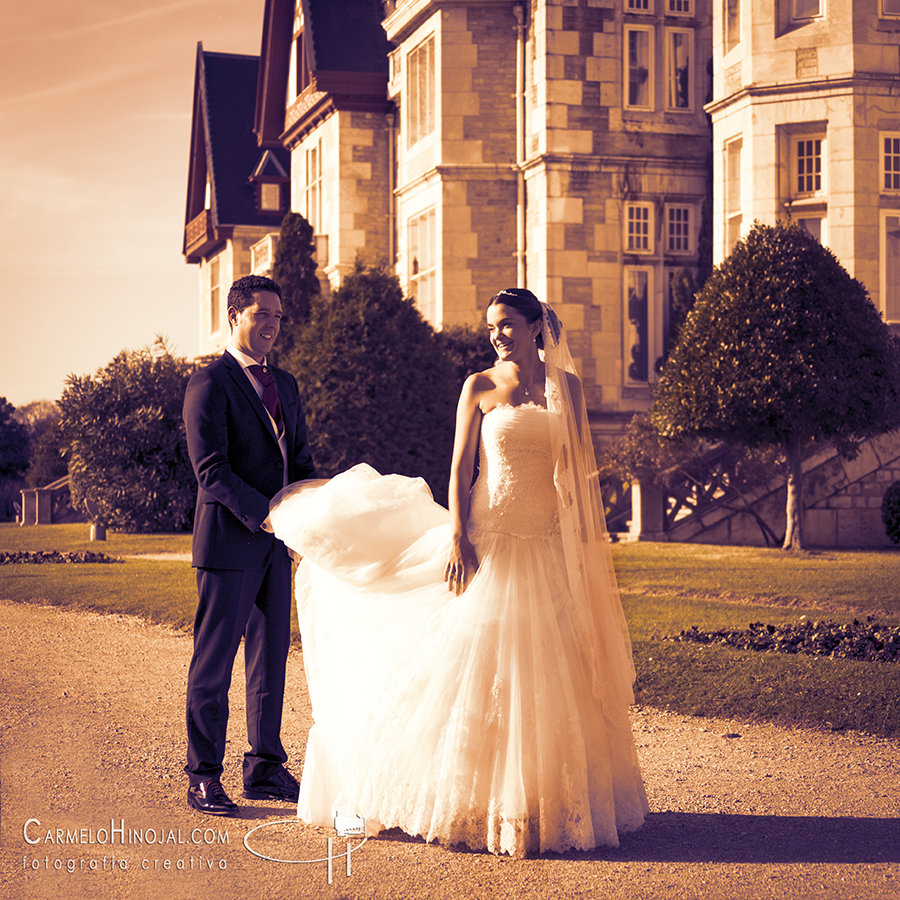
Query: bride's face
[{"left": 487, "top": 303, "right": 540, "bottom": 362}]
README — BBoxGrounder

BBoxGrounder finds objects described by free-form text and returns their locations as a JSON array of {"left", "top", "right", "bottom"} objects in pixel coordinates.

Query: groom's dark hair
[{"left": 227, "top": 275, "right": 283, "bottom": 321}]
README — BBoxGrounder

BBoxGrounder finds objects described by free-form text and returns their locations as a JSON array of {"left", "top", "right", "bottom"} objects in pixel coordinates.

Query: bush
[
  {"left": 57, "top": 339, "right": 196, "bottom": 533},
  {"left": 0, "top": 397, "right": 30, "bottom": 521},
  {"left": 882, "top": 481, "right": 900, "bottom": 545},
  {"left": 285, "top": 261, "right": 459, "bottom": 505},
  {"left": 435, "top": 324, "right": 496, "bottom": 385}
]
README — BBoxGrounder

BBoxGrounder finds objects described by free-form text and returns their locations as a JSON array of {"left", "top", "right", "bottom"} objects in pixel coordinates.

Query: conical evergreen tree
[
  {"left": 285, "top": 261, "right": 458, "bottom": 505},
  {"left": 652, "top": 221, "right": 900, "bottom": 549},
  {"left": 270, "top": 211, "right": 320, "bottom": 367}
]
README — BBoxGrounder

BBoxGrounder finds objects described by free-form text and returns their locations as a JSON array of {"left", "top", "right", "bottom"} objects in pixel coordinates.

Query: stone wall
[{"left": 654, "top": 433, "right": 900, "bottom": 549}]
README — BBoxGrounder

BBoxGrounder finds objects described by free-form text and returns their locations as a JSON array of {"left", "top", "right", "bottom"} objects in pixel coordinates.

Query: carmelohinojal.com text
[{"left": 21, "top": 818, "right": 230, "bottom": 873}]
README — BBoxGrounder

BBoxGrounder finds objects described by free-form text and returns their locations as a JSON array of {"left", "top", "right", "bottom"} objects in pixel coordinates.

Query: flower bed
[
  {"left": 0, "top": 550, "right": 124, "bottom": 565},
  {"left": 669, "top": 616, "right": 900, "bottom": 663}
]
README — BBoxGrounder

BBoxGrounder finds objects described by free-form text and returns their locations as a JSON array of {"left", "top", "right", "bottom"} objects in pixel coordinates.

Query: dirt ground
[{"left": 1, "top": 596, "right": 898, "bottom": 900}]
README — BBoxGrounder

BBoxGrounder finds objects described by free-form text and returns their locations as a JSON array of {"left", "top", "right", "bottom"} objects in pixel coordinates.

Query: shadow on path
[
  {"left": 377, "top": 814, "right": 900, "bottom": 864},
  {"left": 555, "top": 812, "right": 900, "bottom": 864}
]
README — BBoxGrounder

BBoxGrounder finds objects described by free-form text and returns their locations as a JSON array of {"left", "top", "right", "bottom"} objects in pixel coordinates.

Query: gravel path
[{"left": 1, "top": 597, "right": 898, "bottom": 900}]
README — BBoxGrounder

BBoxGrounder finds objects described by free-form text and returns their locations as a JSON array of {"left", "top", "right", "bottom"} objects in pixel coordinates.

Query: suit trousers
[{"left": 184, "top": 542, "right": 292, "bottom": 787}]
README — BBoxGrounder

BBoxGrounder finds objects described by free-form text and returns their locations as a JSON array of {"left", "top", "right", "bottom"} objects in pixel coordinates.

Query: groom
[{"left": 182, "top": 274, "right": 317, "bottom": 815}]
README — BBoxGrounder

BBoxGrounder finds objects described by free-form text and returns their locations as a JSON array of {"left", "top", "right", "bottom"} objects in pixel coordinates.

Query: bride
[{"left": 267, "top": 288, "right": 648, "bottom": 856}]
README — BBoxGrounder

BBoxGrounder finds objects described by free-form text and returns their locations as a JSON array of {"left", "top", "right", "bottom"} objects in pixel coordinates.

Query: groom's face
[{"left": 229, "top": 290, "right": 283, "bottom": 363}]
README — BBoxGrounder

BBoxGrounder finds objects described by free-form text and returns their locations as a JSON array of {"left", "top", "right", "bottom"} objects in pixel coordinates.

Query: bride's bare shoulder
[
  {"left": 463, "top": 367, "right": 500, "bottom": 393},
  {"left": 457, "top": 369, "right": 499, "bottom": 414}
]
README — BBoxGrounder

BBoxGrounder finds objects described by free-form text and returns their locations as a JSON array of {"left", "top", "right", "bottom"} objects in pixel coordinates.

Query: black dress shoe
[
  {"left": 243, "top": 766, "right": 300, "bottom": 802},
  {"left": 187, "top": 780, "right": 238, "bottom": 816}
]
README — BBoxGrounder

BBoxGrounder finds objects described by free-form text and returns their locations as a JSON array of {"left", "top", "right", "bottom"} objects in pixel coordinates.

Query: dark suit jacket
[{"left": 183, "top": 351, "right": 317, "bottom": 569}]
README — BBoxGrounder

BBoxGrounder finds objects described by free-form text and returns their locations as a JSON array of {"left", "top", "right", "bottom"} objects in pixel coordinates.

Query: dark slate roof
[
  {"left": 201, "top": 50, "right": 290, "bottom": 227},
  {"left": 306, "top": 0, "right": 390, "bottom": 74}
]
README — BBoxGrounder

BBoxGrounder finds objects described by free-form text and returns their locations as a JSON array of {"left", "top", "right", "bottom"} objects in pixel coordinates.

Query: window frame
[
  {"left": 665, "top": 204, "right": 693, "bottom": 254},
  {"left": 791, "top": 0, "right": 823, "bottom": 21},
  {"left": 408, "top": 207, "right": 437, "bottom": 323},
  {"left": 407, "top": 34, "right": 435, "bottom": 149},
  {"left": 626, "top": 0, "right": 652, "bottom": 12},
  {"left": 880, "top": 210, "right": 900, "bottom": 324},
  {"left": 724, "top": 0, "right": 741, "bottom": 54},
  {"left": 725, "top": 136, "right": 743, "bottom": 253},
  {"left": 795, "top": 215, "right": 827, "bottom": 246},
  {"left": 624, "top": 25, "right": 655, "bottom": 111},
  {"left": 883, "top": 0, "right": 900, "bottom": 18},
  {"left": 667, "top": 0, "right": 692, "bottom": 14},
  {"left": 791, "top": 133, "right": 826, "bottom": 199},
  {"left": 209, "top": 256, "right": 222, "bottom": 337},
  {"left": 304, "top": 138, "right": 323, "bottom": 233},
  {"left": 625, "top": 201, "right": 654, "bottom": 254},
  {"left": 259, "top": 183, "right": 282, "bottom": 213},
  {"left": 623, "top": 266, "right": 655, "bottom": 386},
  {"left": 881, "top": 132, "right": 900, "bottom": 193},
  {"left": 289, "top": 30, "right": 311, "bottom": 103},
  {"left": 664, "top": 27, "right": 694, "bottom": 112}
]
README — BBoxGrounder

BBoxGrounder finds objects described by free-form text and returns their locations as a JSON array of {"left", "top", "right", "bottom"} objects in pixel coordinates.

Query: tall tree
[
  {"left": 15, "top": 400, "right": 67, "bottom": 488},
  {"left": 651, "top": 221, "right": 900, "bottom": 550},
  {"left": 0, "top": 397, "right": 30, "bottom": 520},
  {"left": 269, "top": 211, "right": 321, "bottom": 366},
  {"left": 435, "top": 323, "right": 497, "bottom": 387},
  {"left": 0, "top": 398, "right": 29, "bottom": 481},
  {"left": 284, "top": 261, "right": 458, "bottom": 504},
  {"left": 57, "top": 339, "right": 196, "bottom": 533}
]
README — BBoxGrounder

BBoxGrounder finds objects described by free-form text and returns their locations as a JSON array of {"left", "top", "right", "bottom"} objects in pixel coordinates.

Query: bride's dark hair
[{"left": 487, "top": 288, "right": 545, "bottom": 349}]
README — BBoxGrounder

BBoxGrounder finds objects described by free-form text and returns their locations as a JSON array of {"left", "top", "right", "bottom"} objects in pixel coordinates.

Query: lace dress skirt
[{"left": 268, "top": 406, "right": 648, "bottom": 856}]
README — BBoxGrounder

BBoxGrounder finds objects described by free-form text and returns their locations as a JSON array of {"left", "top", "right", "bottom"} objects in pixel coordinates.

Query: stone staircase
[
  {"left": 624, "top": 432, "right": 900, "bottom": 549},
  {"left": 18, "top": 476, "right": 87, "bottom": 526}
]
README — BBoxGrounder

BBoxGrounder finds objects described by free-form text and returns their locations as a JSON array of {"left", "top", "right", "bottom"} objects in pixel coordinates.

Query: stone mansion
[{"left": 183, "top": 1, "right": 900, "bottom": 547}]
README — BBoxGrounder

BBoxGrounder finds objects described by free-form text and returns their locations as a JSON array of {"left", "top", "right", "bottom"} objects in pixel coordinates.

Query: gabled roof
[
  {"left": 256, "top": 0, "right": 391, "bottom": 148},
  {"left": 250, "top": 149, "right": 290, "bottom": 180},
  {"left": 305, "top": 0, "right": 391, "bottom": 75},
  {"left": 184, "top": 43, "right": 290, "bottom": 259}
]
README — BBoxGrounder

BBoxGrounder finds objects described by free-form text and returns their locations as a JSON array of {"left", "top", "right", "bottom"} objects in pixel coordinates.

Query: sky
[{"left": 0, "top": 0, "right": 264, "bottom": 407}]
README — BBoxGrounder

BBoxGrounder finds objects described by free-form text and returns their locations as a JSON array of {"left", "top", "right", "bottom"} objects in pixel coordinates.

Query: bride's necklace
[{"left": 520, "top": 364, "right": 544, "bottom": 398}]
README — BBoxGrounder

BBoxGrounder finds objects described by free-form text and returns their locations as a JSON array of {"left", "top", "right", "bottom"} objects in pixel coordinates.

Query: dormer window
[
  {"left": 249, "top": 150, "right": 289, "bottom": 216},
  {"left": 260, "top": 183, "right": 282, "bottom": 212}
]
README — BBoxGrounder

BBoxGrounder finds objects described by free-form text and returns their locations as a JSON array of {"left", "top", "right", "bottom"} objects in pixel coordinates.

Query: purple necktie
[{"left": 248, "top": 364, "right": 283, "bottom": 434}]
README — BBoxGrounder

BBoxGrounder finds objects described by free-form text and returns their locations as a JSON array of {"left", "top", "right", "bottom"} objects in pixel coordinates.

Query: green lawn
[
  {"left": 613, "top": 541, "right": 900, "bottom": 616},
  {"left": 2, "top": 524, "right": 898, "bottom": 737},
  {"left": 0, "top": 522, "right": 192, "bottom": 556},
  {"left": 0, "top": 558, "right": 198, "bottom": 629}
]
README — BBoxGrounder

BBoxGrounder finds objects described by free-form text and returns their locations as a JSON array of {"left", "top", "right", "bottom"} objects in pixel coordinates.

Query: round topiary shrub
[{"left": 881, "top": 480, "right": 900, "bottom": 544}]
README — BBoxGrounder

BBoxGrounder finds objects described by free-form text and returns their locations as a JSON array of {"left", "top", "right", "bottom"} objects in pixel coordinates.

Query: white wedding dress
[{"left": 268, "top": 404, "right": 648, "bottom": 856}]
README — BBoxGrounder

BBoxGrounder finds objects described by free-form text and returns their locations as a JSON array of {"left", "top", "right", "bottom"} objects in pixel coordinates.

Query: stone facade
[
  {"left": 287, "top": 110, "right": 391, "bottom": 289},
  {"left": 197, "top": 227, "right": 280, "bottom": 356},
  {"left": 377, "top": 0, "right": 713, "bottom": 434},
  {"left": 385, "top": 3, "right": 521, "bottom": 326},
  {"left": 215, "top": 0, "right": 714, "bottom": 436},
  {"left": 707, "top": 0, "right": 900, "bottom": 328}
]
